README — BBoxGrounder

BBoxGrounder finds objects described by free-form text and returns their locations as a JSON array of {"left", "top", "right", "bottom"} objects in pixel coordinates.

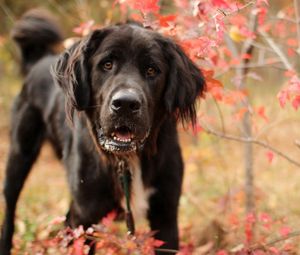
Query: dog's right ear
[{"left": 52, "top": 29, "right": 110, "bottom": 121}]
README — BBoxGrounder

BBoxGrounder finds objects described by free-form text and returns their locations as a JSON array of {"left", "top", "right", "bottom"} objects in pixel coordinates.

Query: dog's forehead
[{"left": 99, "top": 25, "right": 163, "bottom": 55}]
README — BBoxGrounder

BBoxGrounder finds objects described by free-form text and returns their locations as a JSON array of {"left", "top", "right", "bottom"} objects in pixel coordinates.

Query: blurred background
[{"left": 1, "top": 0, "right": 300, "bottom": 254}]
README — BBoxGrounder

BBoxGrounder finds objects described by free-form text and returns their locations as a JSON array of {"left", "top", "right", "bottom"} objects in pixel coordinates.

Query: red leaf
[
  {"left": 72, "top": 238, "right": 85, "bottom": 255},
  {"left": 265, "top": 151, "right": 274, "bottom": 163},
  {"left": 229, "top": 14, "right": 247, "bottom": 27},
  {"left": 228, "top": 213, "right": 240, "bottom": 227},
  {"left": 49, "top": 216, "right": 66, "bottom": 225},
  {"left": 279, "top": 226, "right": 291, "bottom": 237},
  {"left": 292, "top": 95, "right": 300, "bottom": 110},
  {"left": 180, "top": 37, "right": 217, "bottom": 59},
  {"left": 288, "top": 48, "right": 296, "bottom": 57},
  {"left": 269, "top": 247, "right": 279, "bottom": 254},
  {"left": 157, "top": 14, "right": 177, "bottom": 27},
  {"left": 130, "top": 13, "right": 143, "bottom": 22},
  {"left": 288, "top": 75, "right": 300, "bottom": 92},
  {"left": 73, "top": 20, "right": 95, "bottom": 36},
  {"left": 287, "top": 38, "right": 298, "bottom": 47},
  {"left": 212, "top": 0, "right": 230, "bottom": 8},
  {"left": 283, "top": 242, "right": 294, "bottom": 251},
  {"left": 242, "top": 53, "right": 252, "bottom": 60},
  {"left": 216, "top": 250, "right": 228, "bottom": 255},
  {"left": 284, "top": 70, "right": 296, "bottom": 77},
  {"left": 277, "top": 89, "right": 290, "bottom": 108},
  {"left": 215, "top": 14, "right": 225, "bottom": 41},
  {"left": 259, "top": 212, "right": 272, "bottom": 223},
  {"left": 234, "top": 107, "right": 247, "bottom": 121},
  {"left": 202, "top": 69, "right": 224, "bottom": 101},
  {"left": 191, "top": 123, "right": 203, "bottom": 135},
  {"left": 257, "top": 0, "right": 269, "bottom": 6},
  {"left": 101, "top": 210, "right": 117, "bottom": 227},
  {"left": 256, "top": 106, "right": 268, "bottom": 122},
  {"left": 257, "top": 6, "right": 268, "bottom": 25},
  {"left": 127, "top": 0, "right": 160, "bottom": 14},
  {"left": 223, "top": 90, "right": 247, "bottom": 105},
  {"left": 259, "top": 212, "right": 272, "bottom": 230},
  {"left": 245, "top": 213, "right": 256, "bottom": 244},
  {"left": 153, "top": 239, "right": 165, "bottom": 247}
]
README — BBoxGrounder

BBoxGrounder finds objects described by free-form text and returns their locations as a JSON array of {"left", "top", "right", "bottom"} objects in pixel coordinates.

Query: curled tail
[{"left": 11, "top": 9, "right": 64, "bottom": 75}]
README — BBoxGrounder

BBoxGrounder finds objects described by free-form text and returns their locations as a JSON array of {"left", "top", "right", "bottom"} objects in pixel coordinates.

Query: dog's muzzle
[
  {"left": 97, "top": 127, "right": 149, "bottom": 153},
  {"left": 97, "top": 89, "right": 149, "bottom": 154}
]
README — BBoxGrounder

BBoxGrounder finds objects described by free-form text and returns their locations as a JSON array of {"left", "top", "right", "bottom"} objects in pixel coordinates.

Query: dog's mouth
[{"left": 97, "top": 126, "right": 149, "bottom": 154}]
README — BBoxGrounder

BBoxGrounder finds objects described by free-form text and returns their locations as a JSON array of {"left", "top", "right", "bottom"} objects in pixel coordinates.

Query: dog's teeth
[{"left": 112, "top": 136, "right": 132, "bottom": 143}]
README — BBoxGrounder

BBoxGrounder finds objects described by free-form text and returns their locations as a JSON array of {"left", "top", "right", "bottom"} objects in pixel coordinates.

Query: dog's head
[{"left": 53, "top": 24, "right": 205, "bottom": 155}]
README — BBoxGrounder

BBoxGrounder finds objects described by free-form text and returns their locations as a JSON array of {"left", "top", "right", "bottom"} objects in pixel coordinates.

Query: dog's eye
[
  {"left": 146, "top": 67, "right": 157, "bottom": 77},
  {"left": 103, "top": 61, "right": 113, "bottom": 71}
]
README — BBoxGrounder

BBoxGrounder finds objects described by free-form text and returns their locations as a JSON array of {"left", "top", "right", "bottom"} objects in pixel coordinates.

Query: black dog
[{"left": 0, "top": 9, "right": 205, "bottom": 255}]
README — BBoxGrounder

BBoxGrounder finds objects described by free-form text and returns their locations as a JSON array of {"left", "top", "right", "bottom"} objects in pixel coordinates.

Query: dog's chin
[{"left": 97, "top": 126, "right": 149, "bottom": 155}]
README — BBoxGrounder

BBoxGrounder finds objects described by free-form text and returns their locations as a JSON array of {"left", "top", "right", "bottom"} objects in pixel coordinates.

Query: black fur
[{"left": 0, "top": 10, "right": 205, "bottom": 255}]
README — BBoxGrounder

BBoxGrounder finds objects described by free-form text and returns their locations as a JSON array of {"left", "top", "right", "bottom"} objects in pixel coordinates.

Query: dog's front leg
[{"left": 147, "top": 170, "right": 183, "bottom": 255}]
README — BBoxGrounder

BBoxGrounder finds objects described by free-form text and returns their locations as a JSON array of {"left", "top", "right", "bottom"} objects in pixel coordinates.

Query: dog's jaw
[{"left": 97, "top": 128, "right": 149, "bottom": 154}]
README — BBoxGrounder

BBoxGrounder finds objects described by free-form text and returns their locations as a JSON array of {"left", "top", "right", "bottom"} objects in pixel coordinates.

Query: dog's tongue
[{"left": 115, "top": 131, "right": 131, "bottom": 140}]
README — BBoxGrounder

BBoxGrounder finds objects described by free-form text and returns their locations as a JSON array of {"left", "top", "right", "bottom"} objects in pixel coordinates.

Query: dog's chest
[{"left": 120, "top": 157, "right": 154, "bottom": 221}]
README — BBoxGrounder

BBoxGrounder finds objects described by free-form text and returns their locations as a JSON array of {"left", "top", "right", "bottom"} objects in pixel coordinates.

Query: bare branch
[
  {"left": 250, "top": 230, "right": 300, "bottom": 251},
  {"left": 0, "top": 2, "right": 15, "bottom": 24},
  {"left": 215, "top": 1, "right": 255, "bottom": 18},
  {"left": 201, "top": 123, "right": 300, "bottom": 168},
  {"left": 252, "top": 42, "right": 276, "bottom": 53},
  {"left": 258, "top": 29, "right": 294, "bottom": 70},
  {"left": 155, "top": 248, "right": 178, "bottom": 254},
  {"left": 294, "top": 0, "right": 300, "bottom": 47},
  {"left": 232, "top": 60, "right": 281, "bottom": 69}
]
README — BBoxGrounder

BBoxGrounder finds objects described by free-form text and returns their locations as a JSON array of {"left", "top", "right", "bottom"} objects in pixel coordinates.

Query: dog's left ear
[
  {"left": 161, "top": 39, "right": 206, "bottom": 124},
  {"left": 53, "top": 29, "right": 111, "bottom": 121}
]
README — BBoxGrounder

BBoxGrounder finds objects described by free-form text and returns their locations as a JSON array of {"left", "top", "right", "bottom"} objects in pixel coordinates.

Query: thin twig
[
  {"left": 0, "top": 2, "right": 15, "bottom": 24},
  {"left": 213, "top": 98, "right": 226, "bottom": 134},
  {"left": 202, "top": 123, "right": 300, "bottom": 168},
  {"left": 250, "top": 230, "right": 300, "bottom": 251},
  {"left": 270, "top": 15, "right": 298, "bottom": 24},
  {"left": 251, "top": 41, "right": 276, "bottom": 53},
  {"left": 155, "top": 248, "right": 178, "bottom": 254},
  {"left": 258, "top": 28, "right": 294, "bottom": 70},
  {"left": 232, "top": 60, "right": 281, "bottom": 69},
  {"left": 214, "top": 1, "right": 255, "bottom": 18},
  {"left": 294, "top": 0, "right": 300, "bottom": 50}
]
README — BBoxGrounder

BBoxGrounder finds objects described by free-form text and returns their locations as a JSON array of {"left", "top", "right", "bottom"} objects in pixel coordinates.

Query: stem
[
  {"left": 250, "top": 230, "right": 300, "bottom": 251},
  {"left": 258, "top": 29, "right": 294, "bottom": 70},
  {"left": 243, "top": 110, "right": 254, "bottom": 212},
  {"left": 238, "top": 9, "right": 257, "bottom": 214},
  {"left": 294, "top": 0, "right": 300, "bottom": 52},
  {"left": 155, "top": 248, "right": 179, "bottom": 254},
  {"left": 202, "top": 123, "right": 300, "bottom": 168}
]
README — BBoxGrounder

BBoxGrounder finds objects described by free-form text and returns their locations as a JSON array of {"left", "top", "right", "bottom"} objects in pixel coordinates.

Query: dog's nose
[{"left": 111, "top": 90, "right": 141, "bottom": 114}]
